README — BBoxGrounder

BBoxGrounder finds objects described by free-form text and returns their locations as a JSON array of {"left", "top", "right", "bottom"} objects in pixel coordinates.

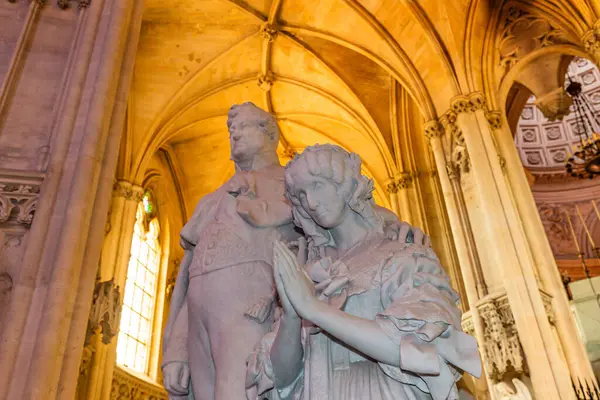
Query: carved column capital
[
  {"left": 439, "top": 111, "right": 459, "bottom": 137},
  {"left": 386, "top": 179, "right": 398, "bottom": 194},
  {"left": 450, "top": 92, "right": 488, "bottom": 115},
  {"left": 387, "top": 172, "right": 416, "bottom": 193},
  {"left": 424, "top": 120, "right": 444, "bottom": 144},
  {"left": 113, "top": 180, "right": 144, "bottom": 202},
  {"left": 0, "top": 171, "right": 44, "bottom": 227},
  {"left": 486, "top": 110, "right": 503, "bottom": 130}
]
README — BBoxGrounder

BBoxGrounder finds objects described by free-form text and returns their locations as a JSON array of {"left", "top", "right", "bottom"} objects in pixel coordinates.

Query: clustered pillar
[{"left": 425, "top": 92, "right": 595, "bottom": 399}]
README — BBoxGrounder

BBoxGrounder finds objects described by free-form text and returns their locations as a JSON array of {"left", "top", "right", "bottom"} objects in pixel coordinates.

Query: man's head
[{"left": 227, "top": 102, "right": 280, "bottom": 164}]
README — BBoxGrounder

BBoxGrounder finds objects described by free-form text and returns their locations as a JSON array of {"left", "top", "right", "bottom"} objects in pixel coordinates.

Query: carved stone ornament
[
  {"left": 7, "top": 0, "right": 90, "bottom": 8},
  {"left": 0, "top": 171, "right": 43, "bottom": 227},
  {"left": 260, "top": 23, "right": 278, "bottom": 42},
  {"left": 583, "top": 20, "right": 600, "bottom": 59},
  {"left": 386, "top": 179, "right": 398, "bottom": 194},
  {"left": 165, "top": 258, "right": 180, "bottom": 302},
  {"left": 113, "top": 181, "right": 144, "bottom": 203},
  {"left": 450, "top": 92, "right": 487, "bottom": 115},
  {"left": 486, "top": 111, "right": 503, "bottom": 130},
  {"left": 111, "top": 366, "right": 167, "bottom": 400},
  {"left": 424, "top": 120, "right": 444, "bottom": 143},
  {"left": 498, "top": 6, "right": 568, "bottom": 76},
  {"left": 462, "top": 292, "right": 529, "bottom": 382},
  {"left": 533, "top": 88, "right": 573, "bottom": 122},
  {"left": 257, "top": 73, "right": 274, "bottom": 92},
  {"left": 386, "top": 172, "right": 416, "bottom": 194},
  {"left": 86, "top": 279, "right": 122, "bottom": 346},
  {"left": 57, "top": 0, "right": 92, "bottom": 8}
]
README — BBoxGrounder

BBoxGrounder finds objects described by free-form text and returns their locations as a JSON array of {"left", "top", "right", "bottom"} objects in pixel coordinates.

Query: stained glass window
[{"left": 117, "top": 195, "right": 161, "bottom": 375}]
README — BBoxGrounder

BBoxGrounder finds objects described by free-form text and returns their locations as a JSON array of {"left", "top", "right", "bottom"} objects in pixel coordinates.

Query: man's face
[{"left": 228, "top": 119, "right": 269, "bottom": 162}]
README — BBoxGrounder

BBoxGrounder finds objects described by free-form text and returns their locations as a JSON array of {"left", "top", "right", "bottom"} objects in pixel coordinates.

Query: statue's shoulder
[{"left": 378, "top": 239, "right": 439, "bottom": 263}]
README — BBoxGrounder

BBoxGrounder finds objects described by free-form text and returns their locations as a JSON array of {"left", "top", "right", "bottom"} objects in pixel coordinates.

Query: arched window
[{"left": 117, "top": 191, "right": 161, "bottom": 375}]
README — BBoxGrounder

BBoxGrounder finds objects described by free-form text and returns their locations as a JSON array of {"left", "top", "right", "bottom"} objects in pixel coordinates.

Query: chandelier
[{"left": 564, "top": 78, "right": 600, "bottom": 179}]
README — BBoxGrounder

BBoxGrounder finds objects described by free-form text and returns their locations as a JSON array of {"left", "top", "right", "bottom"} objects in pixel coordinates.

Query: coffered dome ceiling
[{"left": 515, "top": 58, "right": 600, "bottom": 174}]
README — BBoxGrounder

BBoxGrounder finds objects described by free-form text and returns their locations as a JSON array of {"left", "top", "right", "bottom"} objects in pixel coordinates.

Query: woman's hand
[
  {"left": 273, "top": 240, "right": 319, "bottom": 320},
  {"left": 274, "top": 257, "right": 299, "bottom": 321}
]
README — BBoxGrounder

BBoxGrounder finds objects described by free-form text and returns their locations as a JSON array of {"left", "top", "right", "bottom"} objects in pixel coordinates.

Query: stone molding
[
  {"left": 0, "top": 170, "right": 44, "bottom": 227},
  {"left": 462, "top": 290, "right": 555, "bottom": 382},
  {"left": 85, "top": 279, "right": 122, "bottom": 346},
  {"left": 111, "top": 366, "right": 167, "bottom": 400},
  {"left": 386, "top": 172, "right": 417, "bottom": 194},
  {"left": 113, "top": 181, "right": 144, "bottom": 203},
  {"left": 462, "top": 291, "right": 527, "bottom": 382},
  {"left": 57, "top": 0, "right": 90, "bottom": 8},
  {"left": 7, "top": 0, "right": 90, "bottom": 8}
]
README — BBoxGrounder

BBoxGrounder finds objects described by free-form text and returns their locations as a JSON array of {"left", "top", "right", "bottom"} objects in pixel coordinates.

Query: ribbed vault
[{"left": 123, "top": 0, "right": 599, "bottom": 216}]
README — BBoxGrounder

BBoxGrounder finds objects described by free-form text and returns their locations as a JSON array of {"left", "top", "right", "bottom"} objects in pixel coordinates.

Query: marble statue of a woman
[{"left": 246, "top": 144, "right": 482, "bottom": 400}]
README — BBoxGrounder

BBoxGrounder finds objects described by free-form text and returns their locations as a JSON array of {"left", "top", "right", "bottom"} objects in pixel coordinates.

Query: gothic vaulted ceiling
[{"left": 122, "top": 0, "right": 598, "bottom": 216}]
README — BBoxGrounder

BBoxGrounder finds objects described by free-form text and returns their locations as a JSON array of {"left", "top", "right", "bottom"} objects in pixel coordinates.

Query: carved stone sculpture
[
  {"left": 494, "top": 378, "right": 532, "bottom": 400},
  {"left": 246, "top": 144, "right": 481, "bottom": 400},
  {"left": 162, "top": 104, "right": 427, "bottom": 400}
]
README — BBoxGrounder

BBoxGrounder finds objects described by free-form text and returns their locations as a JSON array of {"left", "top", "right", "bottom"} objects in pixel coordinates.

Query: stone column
[
  {"left": 0, "top": 0, "right": 144, "bottom": 398},
  {"left": 424, "top": 121, "right": 492, "bottom": 399},
  {"left": 490, "top": 110, "right": 596, "bottom": 382},
  {"left": 78, "top": 181, "right": 144, "bottom": 400},
  {"left": 434, "top": 93, "right": 574, "bottom": 399}
]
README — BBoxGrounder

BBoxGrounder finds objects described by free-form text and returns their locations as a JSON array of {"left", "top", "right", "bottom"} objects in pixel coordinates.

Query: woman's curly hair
[{"left": 284, "top": 144, "right": 383, "bottom": 261}]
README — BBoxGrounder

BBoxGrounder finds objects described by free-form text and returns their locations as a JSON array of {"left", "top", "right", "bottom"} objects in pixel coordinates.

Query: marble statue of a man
[
  {"left": 162, "top": 103, "right": 297, "bottom": 400},
  {"left": 161, "top": 102, "right": 428, "bottom": 400}
]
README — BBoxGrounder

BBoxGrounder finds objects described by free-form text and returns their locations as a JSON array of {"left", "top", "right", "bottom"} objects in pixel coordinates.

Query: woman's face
[{"left": 290, "top": 171, "right": 348, "bottom": 229}]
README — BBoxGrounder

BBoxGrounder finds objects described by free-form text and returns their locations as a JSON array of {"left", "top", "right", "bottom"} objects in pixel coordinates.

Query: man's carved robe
[{"left": 162, "top": 164, "right": 295, "bottom": 400}]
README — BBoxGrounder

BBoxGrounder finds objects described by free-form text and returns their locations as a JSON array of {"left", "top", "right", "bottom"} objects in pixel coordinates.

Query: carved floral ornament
[
  {"left": 462, "top": 290, "right": 556, "bottom": 382},
  {"left": 260, "top": 23, "right": 278, "bottom": 42},
  {"left": 113, "top": 181, "right": 144, "bottom": 203},
  {"left": 385, "top": 172, "right": 417, "bottom": 194},
  {"left": 111, "top": 366, "right": 167, "bottom": 400},
  {"left": 498, "top": 6, "right": 568, "bottom": 76},
  {"left": 0, "top": 172, "right": 43, "bottom": 227},
  {"left": 85, "top": 279, "right": 122, "bottom": 346},
  {"left": 6, "top": 0, "right": 90, "bottom": 9},
  {"left": 583, "top": 20, "right": 600, "bottom": 57}
]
